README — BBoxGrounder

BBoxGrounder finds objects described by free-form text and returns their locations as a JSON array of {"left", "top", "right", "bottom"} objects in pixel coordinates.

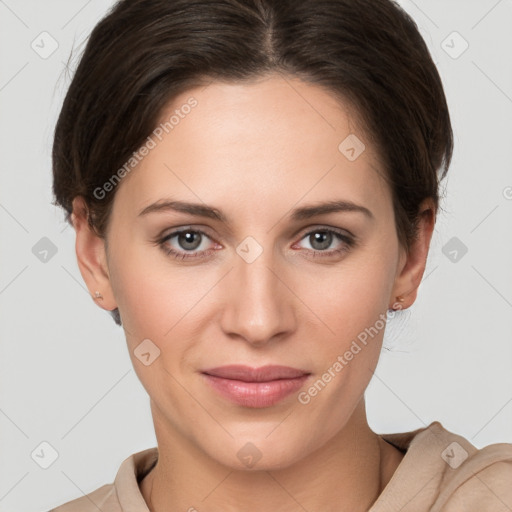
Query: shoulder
[
  {"left": 47, "top": 447, "right": 158, "bottom": 512},
  {"left": 436, "top": 438, "right": 512, "bottom": 511},
  {"left": 418, "top": 421, "right": 512, "bottom": 511},
  {"left": 48, "top": 483, "right": 119, "bottom": 512},
  {"left": 376, "top": 421, "right": 512, "bottom": 512}
]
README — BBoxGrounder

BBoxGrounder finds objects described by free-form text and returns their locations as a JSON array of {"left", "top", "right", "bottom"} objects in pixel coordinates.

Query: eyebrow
[{"left": 138, "top": 199, "right": 374, "bottom": 223}]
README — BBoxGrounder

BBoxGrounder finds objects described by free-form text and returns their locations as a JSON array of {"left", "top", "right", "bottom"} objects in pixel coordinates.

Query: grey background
[{"left": 0, "top": 0, "right": 511, "bottom": 510}]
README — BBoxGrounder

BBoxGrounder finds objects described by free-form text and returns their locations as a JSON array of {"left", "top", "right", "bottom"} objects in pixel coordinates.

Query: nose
[{"left": 219, "top": 246, "right": 297, "bottom": 347}]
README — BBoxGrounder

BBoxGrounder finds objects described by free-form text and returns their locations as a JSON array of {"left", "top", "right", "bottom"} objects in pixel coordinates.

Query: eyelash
[{"left": 156, "top": 227, "right": 356, "bottom": 261}]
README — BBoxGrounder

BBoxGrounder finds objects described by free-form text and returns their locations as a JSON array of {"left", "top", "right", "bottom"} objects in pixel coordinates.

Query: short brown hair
[{"left": 53, "top": 0, "right": 454, "bottom": 323}]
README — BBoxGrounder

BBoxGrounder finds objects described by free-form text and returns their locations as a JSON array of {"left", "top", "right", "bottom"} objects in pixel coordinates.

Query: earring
[
  {"left": 93, "top": 291, "right": 103, "bottom": 300},
  {"left": 390, "top": 295, "right": 405, "bottom": 311}
]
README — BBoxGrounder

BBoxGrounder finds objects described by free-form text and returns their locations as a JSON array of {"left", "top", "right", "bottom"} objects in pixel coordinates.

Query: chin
[{"left": 202, "top": 433, "right": 314, "bottom": 472}]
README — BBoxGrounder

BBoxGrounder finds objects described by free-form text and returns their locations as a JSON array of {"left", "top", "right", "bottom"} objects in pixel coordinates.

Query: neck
[{"left": 140, "top": 400, "right": 403, "bottom": 512}]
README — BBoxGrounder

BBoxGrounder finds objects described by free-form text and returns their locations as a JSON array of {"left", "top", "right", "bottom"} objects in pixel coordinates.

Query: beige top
[{"left": 49, "top": 421, "right": 512, "bottom": 511}]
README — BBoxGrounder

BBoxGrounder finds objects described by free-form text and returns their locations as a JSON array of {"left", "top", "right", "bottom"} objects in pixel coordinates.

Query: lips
[
  {"left": 201, "top": 365, "right": 311, "bottom": 408},
  {"left": 202, "top": 365, "right": 310, "bottom": 382}
]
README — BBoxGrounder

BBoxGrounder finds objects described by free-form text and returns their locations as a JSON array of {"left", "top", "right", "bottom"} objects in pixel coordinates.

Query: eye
[
  {"left": 157, "top": 226, "right": 356, "bottom": 262},
  {"left": 159, "top": 228, "right": 219, "bottom": 260},
  {"left": 293, "top": 228, "right": 355, "bottom": 258}
]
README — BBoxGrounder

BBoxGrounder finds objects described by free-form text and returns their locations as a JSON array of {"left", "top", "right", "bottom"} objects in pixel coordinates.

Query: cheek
[
  {"left": 108, "top": 248, "right": 203, "bottom": 394},
  {"left": 295, "top": 261, "right": 394, "bottom": 421},
  {"left": 302, "top": 251, "right": 395, "bottom": 338},
  {"left": 296, "top": 247, "right": 397, "bottom": 398},
  {"left": 109, "top": 245, "right": 215, "bottom": 347},
  {"left": 108, "top": 245, "right": 172, "bottom": 336},
  {"left": 315, "top": 292, "right": 387, "bottom": 386}
]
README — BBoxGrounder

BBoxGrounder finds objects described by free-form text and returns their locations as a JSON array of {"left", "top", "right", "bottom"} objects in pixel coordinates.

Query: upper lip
[{"left": 202, "top": 365, "right": 310, "bottom": 382}]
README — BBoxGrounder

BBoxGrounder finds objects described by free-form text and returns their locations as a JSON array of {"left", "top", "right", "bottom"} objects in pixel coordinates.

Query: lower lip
[{"left": 202, "top": 374, "right": 310, "bottom": 408}]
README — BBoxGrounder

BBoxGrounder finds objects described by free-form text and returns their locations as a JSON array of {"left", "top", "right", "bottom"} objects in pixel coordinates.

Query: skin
[{"left": 71, "top": 74, "right": 435, "bottom": 512}]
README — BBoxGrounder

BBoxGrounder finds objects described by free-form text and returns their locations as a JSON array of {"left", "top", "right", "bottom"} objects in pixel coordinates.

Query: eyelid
[
  {"left": 160, "top": 225, "right": 217, "bottom": 241},
  {"left": 293, "top": 224, "right": 356, "bottom": 241},
  {"left": 158, "top": 224, "right": 354, "bottom": 245}
]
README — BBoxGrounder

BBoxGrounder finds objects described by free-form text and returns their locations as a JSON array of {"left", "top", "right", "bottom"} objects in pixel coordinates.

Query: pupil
[
  {"left": 311, "top": 231, "right": 331, "bottom": 250},
  {"left": 179, "top": 231, "right": 201, "bottom": 250}
]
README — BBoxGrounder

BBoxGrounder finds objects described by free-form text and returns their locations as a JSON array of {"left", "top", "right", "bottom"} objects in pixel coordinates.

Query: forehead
[{"left": 113, "top": 75, "right": 391, "bottom": 220}]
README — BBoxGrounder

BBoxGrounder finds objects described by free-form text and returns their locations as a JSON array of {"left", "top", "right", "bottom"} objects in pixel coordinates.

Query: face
[{"left": 76, "top": 74, "right": 426, "bottom": 471}]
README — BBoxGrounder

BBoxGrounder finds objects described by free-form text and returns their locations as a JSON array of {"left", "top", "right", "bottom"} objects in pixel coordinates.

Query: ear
[
  {"left": 389, "top": 198, "right": 436, "bottom": 310},
  {"left": 71, "top": 196, "right": 118, "bottom": 312}
]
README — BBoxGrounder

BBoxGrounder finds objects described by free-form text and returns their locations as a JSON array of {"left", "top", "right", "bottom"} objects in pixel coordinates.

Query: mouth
[{"left": 201, "top": 365, "right": 311, "bottom": 408}]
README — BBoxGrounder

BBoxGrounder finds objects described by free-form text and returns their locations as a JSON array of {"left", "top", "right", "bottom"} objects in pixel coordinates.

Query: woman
[{"left": 49, "top": 0, "right": 512, "bottom": 510}]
